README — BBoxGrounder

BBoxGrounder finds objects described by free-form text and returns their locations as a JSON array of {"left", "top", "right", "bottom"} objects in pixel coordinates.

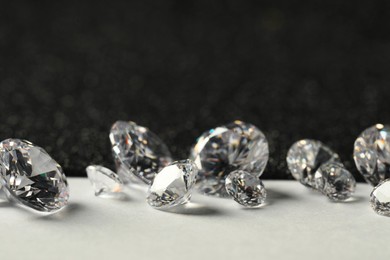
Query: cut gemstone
[
  {"left": 225, "top": 170, "right": 267, "bottom": 207},
  {"left": 0, "top": 139, "right": 69, "bottom": 212},
  {"left": 354, "top": 124, "right": 390, "bottom": 186},
  {"left": 371, "top": 179, "right": 390, "bottom": 216},
  {"left": 86, "top": 165, "right": 124, "bottom": 198},
  {"left": 287, "top": 139, "right": 340, "bottom": 188},
  {"left": 110, "top": 121, "right": 172, "bottom": 185},
  {"left": 315, "top": 162, "right": 356, "bottom": 201},
  {"left": 147, "top": 159, "right": 198, "bottom": 209},
  {"left": 190, "top": 120, "right": 268, "bottom": 197}
]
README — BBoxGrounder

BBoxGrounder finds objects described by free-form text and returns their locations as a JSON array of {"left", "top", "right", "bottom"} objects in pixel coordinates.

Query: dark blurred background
[{"left": 0, "top": 1, "right": 389, "bottom": 181}]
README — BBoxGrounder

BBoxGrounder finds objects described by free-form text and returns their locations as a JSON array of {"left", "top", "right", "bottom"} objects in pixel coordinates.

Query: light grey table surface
[{"left": 0, "top": 178, "right": 389, "bottom": 260}]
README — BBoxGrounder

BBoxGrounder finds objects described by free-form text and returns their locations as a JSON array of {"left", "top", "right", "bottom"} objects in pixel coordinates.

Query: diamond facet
[
  {"left": 0, "top": 139, "right": 69, "bottom": 212},
  {"left": 371, "top": 179, "right": 390, "bottom": 216},
  {"left": 354, "top": 124, "right": 390, "bottom": 186},
  {"left": 86, "top": 165, "right": 123, "bottom": 198},
  {"left": 147, "top": 159, "right": 198, "bottom": 209},
  {"left": 225, "top": 170, "right": 266, "bottom": 207},
  {"left": 287, "top": 139, "right": 340, "bottom": 188},
  {"left": 190, "top": 120, "right": 268, "bottom": 197},
  {"left": 110, "top": 121, "right": 172, "bottom": 185},
  {"left": 315, "top": 162, "right": 356, "bottom": 201}
]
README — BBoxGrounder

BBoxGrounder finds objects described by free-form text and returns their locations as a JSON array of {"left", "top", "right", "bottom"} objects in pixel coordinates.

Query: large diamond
[
  {"left": 0, "top": 139, "right": 69, "bottom": 212},
  {"left": 287, "top": 139, "right": 340, "bottom": 188},
  {"left": 110, "top": 121, "right": 172, "bottom": 185},
  {"left": 371, "top": 179, "right": 390, "bottom": 216},
  {"left": 190, "top": 120, "right": 269, "bottom": 197},
  {"left": 86, "top": 165, "right": 123, "bottom": 198},
  {"left": 147, "top": 160, "right": 198, "bottom": 209},
  {"left": 354, "top": 124, "right": 390, "bottom": 186}
]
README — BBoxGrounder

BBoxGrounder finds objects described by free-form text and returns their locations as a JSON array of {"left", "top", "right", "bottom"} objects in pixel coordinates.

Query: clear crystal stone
[
  {"left": 86, "top": 165, "right": 123, "bottom": 198},
  {"left": 371, "top": 179, "right": 390, "bottom": 216},
  {"left": 315, "top": 162, "right": 356, "bottom": 201},
  {"left": 0, "top": 139, "right": 69, "bottom": 212},
  {"left": 287, "top": 139, "right": 340, "bottom": 188},
  {"left": 225, "top": 170, "right": 266, "bottom": 207},
  {"left": 190, "top": 120, "right": 268, "bottom": 197},
  {"left": 110, "top": 121, "right": 173, "bottom": 185},
  {"left": 354, "top": 124, "right": 390, "bottom": 186},
  {"left": 147, "top": 159, "right": 198, "bottom": 209}
]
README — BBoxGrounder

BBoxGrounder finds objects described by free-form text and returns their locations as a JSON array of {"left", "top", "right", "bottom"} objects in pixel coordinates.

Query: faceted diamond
[
  {"left": 287, "top": 139, "right": 340, "bottom": 188},
  {"left": 354, "top": 124, "right": 390, "bottom": 186},
  {"left": 371, "top": 179, "right": 390, "bottom": 216},
  {"left": 110, "top": 121, "right": 172, "bottom": 185},
  {"left": 190, "top": 120, "right": 268, "bottom": 197},
  {"left": 86, "top": 165, "right": 123, "bottom": 198},
  {"left": 314, "top": 162, "right": 356, "bottom": 201},
  {"left": 0, "top": 139, "right": 69, "bottom": 212},
  {"left": 147, "top": 160, "right": 198, "bottom": 209},
  {"left": 225, "top": 170, "right": 266, "bottom": 207}
]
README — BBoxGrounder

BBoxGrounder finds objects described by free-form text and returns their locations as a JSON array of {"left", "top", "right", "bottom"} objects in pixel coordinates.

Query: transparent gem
[
  {"left": 287, "top": 139, "right": 340, "bottom": 188},
  {"left": 147, "top": 159, "right": 198, "bottom": 209},
  {"left": 86, "top": 165, "right": 124, "bottom": 198},
  {"left": 225, "top": 170, "right": 266, "bottom": 207},
  {"left": 371, "top": 179, "right": 390, "bottom": 216},
  {"left": 354, "top": 124, "right": 390, "bottom": 186},
  {"left": 190, "top": 120, "right": 268, "bottom": 197},
  {"left": 0, "top": 139, "right": 69, "bottom": 212},
  {"left": 315, "top": 162, "right": 356, "bottom": 201},
  {"left": 110, "top": 121, "right": 172, "bottom": 185}
]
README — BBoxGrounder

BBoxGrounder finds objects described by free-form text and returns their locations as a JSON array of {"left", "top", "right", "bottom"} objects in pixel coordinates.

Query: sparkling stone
[
  {"left": 287, "top": 139, "right": 340, "bottom": 189},
  {"left": 354, "top": 124, "right": 390, "bottom": 186},
  {"left": 314, "top": 162, "right": 356, "bottom": 201},
  {"left": 86, "top": 165, "right": 123, "bottom": 198},
  {"left": 190, "top": 120, "right": 268, "bottom": 197},
  {"left": 0, "top": 139, "right": 69, "bottom": 212},
  {"left": 110, "top": 121, "right": 173, "bottom": 185},
  {"left": 147, "top": 159, "right": 198, "bottom": 209},
  {"left": 371, "top": 179, "right": 390, "bottom": 216},
  {"left": 225, "top": 170, "right": 266, "bottom": 207}
]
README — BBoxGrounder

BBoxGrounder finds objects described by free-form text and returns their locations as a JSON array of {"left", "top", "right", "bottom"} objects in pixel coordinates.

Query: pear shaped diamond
[
  {"left": 0, "top": 139, "right": 69, "bottom": 212},
  {"left": 86, "top": 165, "right": 123, "bottom": 198},
  {"left": 371, "top": 179, "right": 390, "bottom": 216}
]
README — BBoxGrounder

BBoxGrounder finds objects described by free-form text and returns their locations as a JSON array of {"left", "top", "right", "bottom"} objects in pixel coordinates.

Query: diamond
[
  {"left": 354, "top": 124, "right": 390, "bottom": 186},
  {"left": 190, "top": 120, "right": 268, "bottom": 197},
  {"left": 225, "top": 170, "right": 266, "bottom": 207},
  {"left": 147, "top": 159, "right": 198, "bottom": 209},
  {"left": 0, "top": 139, "right": 69, "bottom": 212},
  {"left": 110, "top": 121, "right": 173, "bottom": 185},
  {"left": 287, "top": 139, "right": 340, "bottom": 188},
  {"left": 314, "top": 162, "right": 356, "bottom": 201},
  {"left": 371, "top": 179, "right": 390, "bottom": 216},
  {"left": 86, "top": 165, "right": 124, "bottom": 198}
]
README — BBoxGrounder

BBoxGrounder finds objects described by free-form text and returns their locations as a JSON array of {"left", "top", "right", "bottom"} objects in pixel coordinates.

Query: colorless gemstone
[
  {"left": 147, "top": 159, "right": 198, "bottom": 209},
  {"left": 86, "top": 165, "right": 123, "bottom": 198},
  {"left": 0, "top": 139, "right": 69, "bottom": 212},
  {"left": 314, "top": 162, "right": 356, "bottom": 201},
  {"left": 225, "top": 170, "right": 266, "bottom": 207},
  {"left": 371, "top": 179, "right": 390, "bottom": 216},
  {"left": 110, "top": 121, "right": 173, "bottom": 185},
  {"left": 190, "top": 120, "right": 268, "bottom": 197},
  {"left": 287, "top": 139, "right": 340, "bottom": 189},
  {"left": 354, "top": 124, "right": 390, "bottom": 186}
]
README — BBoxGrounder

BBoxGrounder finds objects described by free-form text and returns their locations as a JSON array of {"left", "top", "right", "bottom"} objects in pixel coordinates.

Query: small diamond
[
  {"left": 225, "top": 170, "right": 266, "bottom": 207},
  {"left": 371, "top": 179, "right": 390, "bottom": 216},
  {"left": 287, "top": 139, "right": 340, "bottom": 188},
  {"left": 354, "top": 124, "right": 390, "bottom": 186},
  {"left": 110, "top": 121, "right": 172, "bottom": 185},
  {"left": 315, "top": 162, "right": 356, "bottom": 201},
  {"left": 147, "top": 160, "right": 198, "bottom": 209},
  {"left": 190, "top": 120, "right": 268, "bottom": 197},
  {"left": 86, "top": 165, "right": 123, "bottom": 198},
  {"left": 0, "top": 139, "right": 69, "bottom": 212}
]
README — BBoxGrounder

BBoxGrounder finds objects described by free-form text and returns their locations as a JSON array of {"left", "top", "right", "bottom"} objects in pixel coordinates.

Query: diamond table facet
[
  {"left": 86, "top": 165, "right": 124, "bottom": 198},
  {"left": 371, "top": 179, "right": 390, "bottom": 216}
]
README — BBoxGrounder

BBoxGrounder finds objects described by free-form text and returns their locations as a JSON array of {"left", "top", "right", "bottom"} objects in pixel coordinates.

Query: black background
[{"left": 1, "top": 1, "right": 389, "bottom": 181}]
